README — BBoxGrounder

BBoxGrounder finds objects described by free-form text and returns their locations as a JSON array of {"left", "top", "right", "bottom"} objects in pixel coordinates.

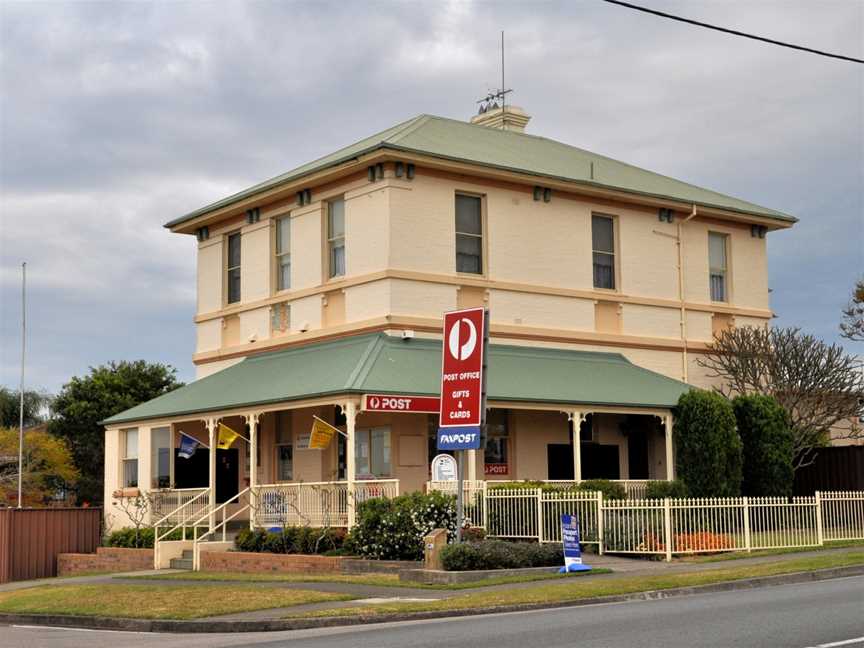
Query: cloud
[{"left": 1, "top": 0, "right": 861, "bottom": 393}]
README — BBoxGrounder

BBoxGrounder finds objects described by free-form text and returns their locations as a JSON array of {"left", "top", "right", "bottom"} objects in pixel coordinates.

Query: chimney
[{"left": 470, "top": 105, "right": 531, "bottom": 133}]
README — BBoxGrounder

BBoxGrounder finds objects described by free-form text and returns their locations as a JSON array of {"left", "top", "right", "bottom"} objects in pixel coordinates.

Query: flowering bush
[
  {"left": 441, "top": 540, "right": 563, "bottom": 571},
  {"left": 673, "top": 531, "right": 735, "bottom": 552},
  {"left": 346, "top": 491, "right": 457, "bottom": 560}
]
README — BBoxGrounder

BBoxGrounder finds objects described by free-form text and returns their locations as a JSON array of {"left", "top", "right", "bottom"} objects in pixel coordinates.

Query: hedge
[
  {"left": 487, "top": 479, "right": 626, "bottom": 500},
  {"left": 234, "top": 526, "right": 347, "bottom": 555},
  {"left": 733, "top": 394, "right": 794, "bottom": 497},
  {"left": 674, "top": 390, "right": 742, "bottom": 497},
  {"left": 645, "top": 480, "right": 689, "bottom": 499},
  {"left": 440, "top": 540, "right": 563, "bottom": 571},
  {"left": 105, "top": 527, "right": 181, "bottom": 548}
]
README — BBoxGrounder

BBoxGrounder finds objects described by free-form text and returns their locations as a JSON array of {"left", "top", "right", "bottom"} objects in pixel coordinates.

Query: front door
[
  {"left": 547, "top": 444, "right": 575, "bottom": 480},
  {"left": 627, "top": 433, "right": 650, "bottom": 479},
  {"left": 215, "top": 448, "right": 239, "bottom": 504}
]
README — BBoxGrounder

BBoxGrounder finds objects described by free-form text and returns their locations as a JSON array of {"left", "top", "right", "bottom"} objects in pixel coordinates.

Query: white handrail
[
  {"left": 192, "top": 487, "right": 251, "bottom": 570},
  {"left": 153, "top": 488, "right": 212, "bottom": 570}
]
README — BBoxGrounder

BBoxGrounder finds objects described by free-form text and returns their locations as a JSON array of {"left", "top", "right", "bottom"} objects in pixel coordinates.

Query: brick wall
[
  {"left": 58, "top": 547, "right": 153, "bottom": 576},
  {"left": 200, "top": 551, "right": 343, "bottom": 574}
]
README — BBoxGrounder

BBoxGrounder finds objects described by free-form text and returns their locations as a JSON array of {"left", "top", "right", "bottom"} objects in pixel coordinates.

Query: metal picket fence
[{"left": 427, "top": 482, "right": 864, "bottom": 561}]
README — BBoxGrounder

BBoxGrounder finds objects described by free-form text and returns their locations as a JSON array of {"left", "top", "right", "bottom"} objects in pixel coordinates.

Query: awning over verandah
[{"left": 104, "top": 333, "right": 691, "bottom": 426}]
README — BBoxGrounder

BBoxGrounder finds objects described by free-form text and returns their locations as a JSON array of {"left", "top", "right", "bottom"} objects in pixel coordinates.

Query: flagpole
[{"left": 18, "top": 262, "right": 26, "bottom": 509}]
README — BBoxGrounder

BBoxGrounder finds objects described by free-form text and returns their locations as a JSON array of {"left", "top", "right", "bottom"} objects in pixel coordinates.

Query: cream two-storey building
[{"left": 103, "top": 107, "right": 795, "bottom": 537}]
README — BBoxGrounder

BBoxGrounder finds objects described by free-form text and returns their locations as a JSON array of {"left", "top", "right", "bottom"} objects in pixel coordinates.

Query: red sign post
[{"left": 438, "top": 307, "right": 487, "bottom": 432}]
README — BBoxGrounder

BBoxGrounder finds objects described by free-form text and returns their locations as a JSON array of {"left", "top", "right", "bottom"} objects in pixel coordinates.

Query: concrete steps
[{"left": 169, "top": 549, "right": 193, "bottom": 570}]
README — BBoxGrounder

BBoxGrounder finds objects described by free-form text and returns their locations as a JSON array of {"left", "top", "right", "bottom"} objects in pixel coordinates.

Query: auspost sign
[{"left": 437, "top": 307, "right": 487, "bottom": 451}]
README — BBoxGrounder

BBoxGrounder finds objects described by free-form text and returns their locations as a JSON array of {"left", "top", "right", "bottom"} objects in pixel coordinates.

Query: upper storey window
[
  {"left": 226, "top": 232, "right": 241, "bottom": 304},
  {"left": 592, "top": 214, "right": 616, "bottom": 290},
  {"left": 709, "top": 232, "right": 728, "bottom": 302},
  {"left": 455, "top": 194, "right": 483, "bottom": 274},
  {"left": 328, "top": 199, "right": 346, "bottom": 278},
  {"left": 276, "top": 215, "right": 291, "bottom": 291}
]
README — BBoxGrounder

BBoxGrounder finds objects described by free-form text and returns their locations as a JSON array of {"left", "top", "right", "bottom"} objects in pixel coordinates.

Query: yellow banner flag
[
  {"left": 217, "top": 422, "right": 240, "bottom": 449},
  {"left": 309, "top": 416, "right": 339, "bottom": 450}
]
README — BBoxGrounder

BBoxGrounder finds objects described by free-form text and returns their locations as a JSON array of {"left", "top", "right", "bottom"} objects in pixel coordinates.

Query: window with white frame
[
  {"left": 355, "top": 427, "right": 391, "bottom": 478},
  {"left": 122, "top": 428, "right": 139, "bottom": 488},
  {"left": 455, "top": 194, "right": 483, "bottom": 274},
  {"left": 592, "top": 214, "right": 616, "bottom": 290},
  {"left": 275, "top": 215, "right": 291, "bottom": 290},
  {"left": 150, "top": 427, "right": 171, "bottom": 489},
  {"left": 709, "top": 232, "right": 728, "bottom": 302},
  {"left": 226, "top": 232, "right": 242, "bottom": 304},
  {"left": 275, "top": 412, "right": 293, "bottom": 481},
  {"left": 328, "top": 199, "right": 346, "bottom": 278}
]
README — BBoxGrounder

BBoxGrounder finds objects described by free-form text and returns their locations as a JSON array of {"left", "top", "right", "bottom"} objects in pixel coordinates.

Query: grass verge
[
  {"left": 0, "top": 584, "right": 353, "bottom": 620},
  {"left": 121, "top": 569, "right": 609, "bottom": 590},
  {"left": 285, "top": 551, "right": 864, "bottom": 618},
  {"left": 676, "top": 539, "right": 864, "bottom": 563}
]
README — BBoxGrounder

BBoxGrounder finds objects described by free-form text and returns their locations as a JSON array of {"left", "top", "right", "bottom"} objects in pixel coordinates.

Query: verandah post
[
  {"left": 247, "top": 412, "right": 260, "bottom": 530},
  {"left": 345, "top": 400, "right": 357, "bottom": 528},
  {"left": 206, "top": 418, "right": 216, "bottom": 531}
]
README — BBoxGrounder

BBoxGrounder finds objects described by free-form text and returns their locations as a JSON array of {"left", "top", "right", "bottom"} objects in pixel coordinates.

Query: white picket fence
[{"left": 427, "top": 482, "right": 864, "bottom": 560}]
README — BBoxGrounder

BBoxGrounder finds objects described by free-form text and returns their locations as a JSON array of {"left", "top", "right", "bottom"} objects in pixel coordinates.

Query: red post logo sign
[
  {"left": 439, "top": 307, "right": 487, "bottom": 428},
  {"left": 364, "top": 394, "right": 440, "bottom": 413}
]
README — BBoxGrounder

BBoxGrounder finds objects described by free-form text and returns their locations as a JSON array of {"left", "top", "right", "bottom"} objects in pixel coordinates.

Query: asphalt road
[{"left": 5, "top": 575, "right": 864, "bottom": 648}]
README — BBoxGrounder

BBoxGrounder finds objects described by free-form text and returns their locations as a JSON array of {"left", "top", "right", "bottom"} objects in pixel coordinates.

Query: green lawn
[
  {"left": 676, "top": 539, "right": 864, "bottom": 564},
  {"left": 0, "top": 584, "right": 353, "bottom": 620},
  {"left": 123, "top": 569, "right": 610, "bottom": 590},
  {"left": 285, "top": 551, "right": 864, "bottom": 619}
]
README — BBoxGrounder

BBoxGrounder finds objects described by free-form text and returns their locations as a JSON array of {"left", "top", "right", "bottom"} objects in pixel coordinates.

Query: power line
[{"left": 600, "top": 0, "right": 864, "bottom": 64}]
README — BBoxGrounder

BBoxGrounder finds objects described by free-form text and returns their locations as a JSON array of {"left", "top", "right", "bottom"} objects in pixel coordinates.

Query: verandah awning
[{"left": 103, "top": 333, "right": 691, "bottom": 426}]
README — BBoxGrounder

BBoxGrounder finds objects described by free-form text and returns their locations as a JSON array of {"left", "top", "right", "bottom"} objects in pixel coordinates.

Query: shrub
[
  {"left": 105, "top": 527, "right": 181, "bottom": 548},
  {"left": 576, "top": 479, "right": 626, "bottom": 500},
  {"left": 733, "top": 394, "right": 794, "bottom": 497},
  {"left": 347, "top": 491, "right": 457, "bottom": 560},
  {"left": 461, "top": 527, "right": 487, "bottom": 543},
  {"left": 233, "top": 526, "right": 346, "bottom": 555},
  {"left": 674, "top": 390, "right": 742, "bottom": 497},
  {"left": 440, "top": 540, "right": 563, "bottom": 571},
  {"left": 645, "top": 480, "right": 689, "bottom": 500}
]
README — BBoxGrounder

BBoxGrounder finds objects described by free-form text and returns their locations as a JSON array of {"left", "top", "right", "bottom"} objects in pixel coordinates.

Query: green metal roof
[
  {"left": 166, "top": 113, "right": 795, "bottom": 228},
  {"left": 103, "top": 334, "right": 691, "bottom": 425}
]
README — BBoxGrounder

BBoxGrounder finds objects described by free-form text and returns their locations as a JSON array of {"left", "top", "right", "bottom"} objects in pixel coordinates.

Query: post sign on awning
[
  {"left": 438, "top": 307, "right": 487, "bottom": 450},
  {"left": 363, "top": 394, "right": 440, "bottom": 413}
]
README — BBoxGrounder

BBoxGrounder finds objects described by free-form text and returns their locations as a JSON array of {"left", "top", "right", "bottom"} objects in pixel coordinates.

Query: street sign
[
  {"left": 431, "top": 454, "right": 458, "bottom": 482},
  {"left": 560, "top": 514, "right": 592, "bottom": 573},
  {"left": 364, "top": 394, "right": 440, "bottom": 413},
  {"left": 438, "top": 307, "right": 487, "bottom": 431}
]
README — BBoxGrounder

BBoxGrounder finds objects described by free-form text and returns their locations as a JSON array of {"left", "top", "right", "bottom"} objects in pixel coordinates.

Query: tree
[
  {"left": 0, "top": 426, "right": 79, "bottom": 505},
  {"left": 733, "top": 394, "right": 794, "bottom": 497},
  {"left": 673, "top": 390, "right": 742, "bottom": 497},
  {"left": 49, "top": 361, "right": 182, "bottom": 504},
  {"left": 840, "top": 277, "right": 864, "bottom": 342},
  {"left": 0, "top": 386, "right": 52, "bottom": 429},
  {"left": 699, "top": 326, "right": 863, "bottom": 470}
]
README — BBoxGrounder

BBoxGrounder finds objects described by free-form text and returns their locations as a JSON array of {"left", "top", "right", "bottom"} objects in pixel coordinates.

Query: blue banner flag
[
  {"left": 437, "top": 426, "right": 481, "bottom": 450},
  {"left": 559, "top": 514, "right": 592, "bottom": 573},
  {"left": 178, "top": 432, "right": 200, "bottom": 459}
]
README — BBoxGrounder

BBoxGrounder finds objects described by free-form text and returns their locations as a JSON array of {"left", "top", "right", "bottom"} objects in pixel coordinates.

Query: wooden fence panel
[
  {"left": 0, "top": 508, "right": 102, "bottom": 583},
  {"left": 795, "top": 446, "right": 864, "bottom": 494}
]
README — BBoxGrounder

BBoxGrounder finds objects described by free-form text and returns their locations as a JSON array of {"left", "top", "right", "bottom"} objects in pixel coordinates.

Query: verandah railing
[
  {"left": 253, "top": 480, "right": 400, "bottom": 528},
  {"left": 426, "top": 482, "right": 864, "bottom": 560}
]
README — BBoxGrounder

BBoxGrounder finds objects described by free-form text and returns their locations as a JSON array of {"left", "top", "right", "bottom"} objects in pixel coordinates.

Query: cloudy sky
[{"left": 1, "top": 0, "right": 862, "bottom": 395}]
